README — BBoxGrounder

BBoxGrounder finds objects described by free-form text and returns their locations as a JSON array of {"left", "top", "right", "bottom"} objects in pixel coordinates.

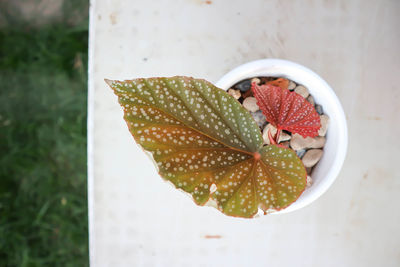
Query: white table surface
[{"left": 88, "top": 1, "right": 400, "bottom": 266}]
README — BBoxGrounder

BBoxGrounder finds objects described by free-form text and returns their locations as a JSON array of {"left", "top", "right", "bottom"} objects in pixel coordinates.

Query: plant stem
[
  {"left": 274, "top": 128, "right": 281, "bottom": 143},
  {"left": 268, "top": 129, "right": 277, "bottom": 145}
]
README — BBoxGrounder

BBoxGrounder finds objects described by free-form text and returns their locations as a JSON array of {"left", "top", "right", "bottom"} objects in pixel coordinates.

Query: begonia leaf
[
  {"left": 107, "top": 77, "right": 307, "bottom": 218},
  {"left": 252, "top": 83, "right": 321, "bottom": 138}
]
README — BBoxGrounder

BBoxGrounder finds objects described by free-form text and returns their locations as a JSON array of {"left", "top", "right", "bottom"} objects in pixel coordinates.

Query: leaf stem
[
  {"left": 268, "top": 129, "right": 277, "bottom": 145},
  {"left": 274, "top": 128, "right": 281, "bottom": 143}
]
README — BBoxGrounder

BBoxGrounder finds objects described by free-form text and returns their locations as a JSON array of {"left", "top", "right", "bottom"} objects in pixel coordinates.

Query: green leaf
[{"left": 107, "top": 76, "right": 306, "bottom": 218}]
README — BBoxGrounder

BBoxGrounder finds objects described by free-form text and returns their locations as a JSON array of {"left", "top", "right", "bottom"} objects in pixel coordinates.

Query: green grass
[{"left": 0, "top": 2, "right": 89, "bottom": 266}]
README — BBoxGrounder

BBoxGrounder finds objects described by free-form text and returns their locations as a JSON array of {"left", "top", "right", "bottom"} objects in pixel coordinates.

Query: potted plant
[
  {"left": 216, "top": 59, "right": 348, "bottom": 214},
  {"left": 105, "top": 58, "right": 347, "bottom": 218}
]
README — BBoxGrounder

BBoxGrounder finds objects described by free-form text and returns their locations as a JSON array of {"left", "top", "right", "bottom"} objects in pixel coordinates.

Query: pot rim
[{"left": 215, "top": 58, "right": 348, "bottom": 214}]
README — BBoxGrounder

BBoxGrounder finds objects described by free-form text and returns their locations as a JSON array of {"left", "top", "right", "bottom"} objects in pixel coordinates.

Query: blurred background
[{"left": 0, "top": 0, "right": 89, "bottom": 266}]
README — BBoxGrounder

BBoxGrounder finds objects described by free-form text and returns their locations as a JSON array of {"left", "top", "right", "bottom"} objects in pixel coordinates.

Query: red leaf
[{"left": 252, "top": 83, "right": 321, "bottom": 138}]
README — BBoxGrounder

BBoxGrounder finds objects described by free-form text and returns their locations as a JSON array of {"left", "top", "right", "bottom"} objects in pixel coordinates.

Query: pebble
[
  {"left": 290, "top": 134, "right": 326, "bottom": 150},
  {"left": 302, "top": 149, "right": 323, "bottom": 168},
  {"left": 307, "top": 95, "right": 315, "bottom": 106},
  {"left": 288, "top": 81, "right": 296, "bottom": 90},
  {"left": 296, "top": 149, "right": 306, "bottom": 158},
  {"left": 280, "top": 141, "right": 290, "bottom": 148},
  {"left": 260, "top": 77, "right": 274, "bottom": 84},
  {"left": 294, "top": 85, "right": 309, "bottom": 98},
  {"left": 235, "top": 79, "right": 251, "bottom": 92},
  {"left": 315, "top": 104, "right": 323, "bottom": 115},
  {"left": 228, "top": 88, "right": 241, "bottom": 99},
  {"left": 250, "top": 110, "right": 267, "bottom": 128},
  {"left": 251, "top": 77, "right": 261, "bottom": 85},
  {"left": 242, "top": 88, "right": 253, "bottom": 98},
  {"left": 243, "top": 97, "right": 259, "bottom": 112},
  {"left": 306, "top": 175, "right": 313, "bottom": 187},
  {"left": 278, "top": 132, "right": 291, "bottom": 143},
  {"left": 262, "top": 124, "right": 277, "bottom": 144},
  {"left": 318, "top": 114, "right": 330, "bottom": 136}
]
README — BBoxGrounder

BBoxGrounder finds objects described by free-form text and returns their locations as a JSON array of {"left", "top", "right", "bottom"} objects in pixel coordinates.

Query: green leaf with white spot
[{"left": 107, "top": 76, "right": 307, "bottom": 218}]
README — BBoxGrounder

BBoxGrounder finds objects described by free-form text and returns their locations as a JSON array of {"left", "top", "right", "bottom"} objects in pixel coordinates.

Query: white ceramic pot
[{"left": 216, "top": 59, "right": 348, "bottom": 214}]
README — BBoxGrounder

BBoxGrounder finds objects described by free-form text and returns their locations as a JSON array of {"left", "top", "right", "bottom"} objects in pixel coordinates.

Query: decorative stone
[
  {"left": 318, "top": 114, "right": 330, "bottom": 136},
  {"left": 260, "top": 77, "right": 274, "bottom": 84},
  {"left": 288, "top": 81, "right": 296, "bottom": 90},
  {"left": 296, "top": 149, "right": 306, "bottom": 158},
  {"left": 290, "top": 133, "right": 326, "bottom": 150},
  {"left": 280, "top": 141, "right": 290, "bottom": 148},
  {"left": 250, "top": 110, "right": 267, "bottom": 128},
  {"left": 315, "top": 104, "right": 323, "bottom": 115},
  {"left": 251, "top": 77, "right": 261, "bottom": 85},
  {"left": 262, "top": 123, "right": 277, "bottom": 144},
  {"left": 228, "top": 88, "right": 241, "bottom": 99},
  {"left": 312, "top": 136, "right": 325, "bottom": 148},
  {"left": 243, "top": 97, "right": 259, "bottom": 112},
  {"left": 294, "top": 85, "right": 309, "bottom": 98},
  {"left": 278, "top": 132, "right": 291, "bottom": 143},
  {"left": 242, "top": 88, "right": 253, "bottom": 99},
  {"left": 302, "top": 149, "right": 323, "bottom": 168},
  {"left": 307, "top": 95, "right": 315, "bottom": 106},
  {"left": 234, "top": 79, "right": 251, "bottom": 92},
  {"left": 306, "top": 175, "right": 313, "bottom": 187}
]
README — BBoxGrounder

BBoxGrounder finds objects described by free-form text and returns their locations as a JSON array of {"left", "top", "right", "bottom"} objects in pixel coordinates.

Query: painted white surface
[{"left": 88, "top": 1, "right": 400, "bottom": 266}]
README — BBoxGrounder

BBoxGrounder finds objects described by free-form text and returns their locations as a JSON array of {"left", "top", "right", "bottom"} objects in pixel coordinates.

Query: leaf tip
[{"left": 104, "top": 78, "right": 114, "bottom": 86}]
